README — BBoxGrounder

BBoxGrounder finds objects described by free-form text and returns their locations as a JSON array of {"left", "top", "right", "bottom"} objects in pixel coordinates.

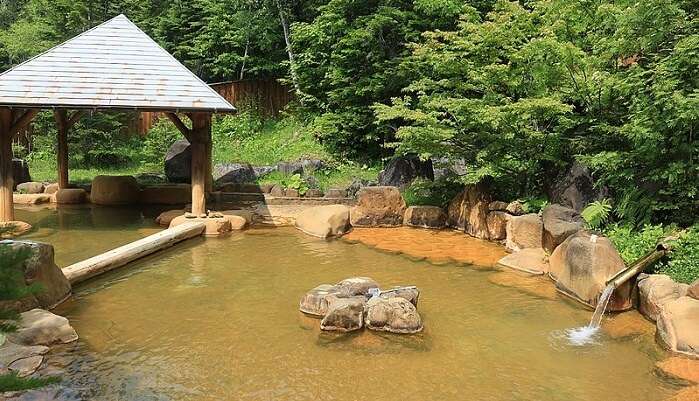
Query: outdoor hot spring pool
[{"left": 16, "top": 205, "right": 678, "bottom": 401}]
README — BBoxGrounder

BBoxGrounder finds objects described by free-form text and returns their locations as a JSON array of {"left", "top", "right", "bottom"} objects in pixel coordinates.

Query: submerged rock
[
  {"left": 637, "top": 274, "right": 688, "bottom": 322},
  {"left": 365, "top": 297, "right": 423, "bottom": 334},
  {"left": 0, "top": 221, "right": 32, "bottom": 238},
  {"left": 295, "top": 205, "right": 350, "bottom": 238},
  {"left": 13, "top": 194, "right": 51, "bottom": 205},
  {"left": 9, "top": 309, "right": 78, "bottom": 346},
  {"left": 656, "top": 357, "right": 699, "bottom": 385},
  {"left": 350, "top": 187, "right": 406, "bottom": 227},
  {"left": 320, "top": 296, "right": 365, "bottom": 332}
]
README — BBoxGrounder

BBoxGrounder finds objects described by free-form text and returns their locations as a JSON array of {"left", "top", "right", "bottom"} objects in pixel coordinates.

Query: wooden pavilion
[{"left": 0, "top": 14, "right": 236, "bottom": 223}]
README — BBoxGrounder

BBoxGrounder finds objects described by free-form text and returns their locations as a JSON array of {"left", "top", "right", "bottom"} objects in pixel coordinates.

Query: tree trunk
[{"left": 276, "top": 0, "right": 303, "bottom": 101}]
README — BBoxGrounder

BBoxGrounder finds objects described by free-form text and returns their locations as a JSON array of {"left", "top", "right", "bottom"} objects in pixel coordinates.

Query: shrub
[
  {"left": 657, "top": 225, "right": 699, "bottom": 284},
  {"left": 604, "top": 224, "right": 667, "bottom": 265},
  {"left": 402, "top": 178, "right": 462, "bottom": 208}
]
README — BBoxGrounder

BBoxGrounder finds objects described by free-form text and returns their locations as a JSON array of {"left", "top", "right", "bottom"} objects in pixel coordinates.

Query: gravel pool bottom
[{"left": 18, "top": 207, "right": 676, "bottom": 401}]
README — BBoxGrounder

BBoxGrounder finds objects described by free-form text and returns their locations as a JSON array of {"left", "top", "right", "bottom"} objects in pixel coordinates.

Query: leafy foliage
[
  {"left": 657, "top": 225, "right": 699, "bottom": 284},
  {"left": 402, "top": 178, "right": 463, "bottom": 208},
  {"left": 604, "top": 223, "right": 668, "bottom": 265},
  {"left": 581, "top": 199, "right": 613, "bottom": 229},
  {"left": 282, "top": 173, "right": 309, "bottom": 195}
]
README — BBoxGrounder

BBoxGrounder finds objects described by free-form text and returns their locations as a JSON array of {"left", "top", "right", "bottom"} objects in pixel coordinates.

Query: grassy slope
[{"left": 27, "top": 114, "right": 380, "bottom": 190}]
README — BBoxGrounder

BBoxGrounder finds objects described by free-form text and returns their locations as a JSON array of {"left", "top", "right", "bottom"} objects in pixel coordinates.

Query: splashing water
[{"left": 564, "top": 284, "right": 615, "bottom": 346}]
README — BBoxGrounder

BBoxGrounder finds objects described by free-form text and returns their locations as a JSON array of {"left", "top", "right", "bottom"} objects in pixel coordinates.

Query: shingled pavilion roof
[{"left": 0, "top": 14, "right": 235, "bottom": 112}]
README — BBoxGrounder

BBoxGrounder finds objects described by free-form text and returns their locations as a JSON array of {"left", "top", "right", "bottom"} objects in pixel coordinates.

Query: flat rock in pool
[
  {"left": 365, "top": 297, "right": 423, "bottom": 334},
  {"left": 320, "top": 296, "right": 366, "bottom": 332},
  {"left": 379, "top": 286, "right": 420, "bottom": 307},
  {"left": 299, "top": 284, "right": 341, "bottom": 317},
  {"left": 336, "top": 277, "right": 379, "bottom": 297}
]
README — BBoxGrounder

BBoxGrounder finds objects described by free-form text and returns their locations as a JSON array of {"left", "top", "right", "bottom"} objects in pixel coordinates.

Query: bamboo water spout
[{"left": 606, "top": 241, "right": 672, "bottom": 290}]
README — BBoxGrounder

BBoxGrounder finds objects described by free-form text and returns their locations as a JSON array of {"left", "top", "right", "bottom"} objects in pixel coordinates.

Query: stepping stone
[
  {"left": 656, "top": 357, "right": 699, "bottom": 384},
  {"left": 9, "top": 309, "right": 78, "bottom": 346},
  {"left": 497, "top": 248, "right": 549, "bottom": 275}
]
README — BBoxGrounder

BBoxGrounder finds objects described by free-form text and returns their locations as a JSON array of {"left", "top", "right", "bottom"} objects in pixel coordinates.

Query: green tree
[{"left": 292, "top": 0, "right": 469, "bottom": 159}]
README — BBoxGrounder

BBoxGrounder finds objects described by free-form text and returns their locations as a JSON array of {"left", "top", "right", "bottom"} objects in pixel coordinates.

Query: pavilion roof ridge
[{"left": 0, "top": 14, "right": 235, "bottom": 113}]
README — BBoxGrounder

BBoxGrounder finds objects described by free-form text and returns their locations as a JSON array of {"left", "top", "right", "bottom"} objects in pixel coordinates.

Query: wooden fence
[{"left": 137, "top": 79, "right": 294, "bottom": 134}]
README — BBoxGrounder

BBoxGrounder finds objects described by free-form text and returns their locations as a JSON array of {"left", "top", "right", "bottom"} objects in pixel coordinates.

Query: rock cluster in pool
[{"left": 299, "top": 277, "right": 423, "bottom": 334}]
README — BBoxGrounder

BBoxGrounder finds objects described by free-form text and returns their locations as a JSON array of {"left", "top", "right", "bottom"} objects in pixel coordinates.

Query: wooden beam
[
  {"left": 189, "top": 113, "right": 212, "bottom": 216},
  {"left": 0, "top": 108, "right": 14, "bottom": 222},
  {"left": 165, "top": 112, "right": 193, "bottom": 142},
  {"left": 67, "top": 110, "right": 84, "bottom": 128},
  {"left": 9, "top": 109, "right": 38, "bottom": 137},
  {"left": 63, "top": 221, "right": 206, "bottom": 285}
]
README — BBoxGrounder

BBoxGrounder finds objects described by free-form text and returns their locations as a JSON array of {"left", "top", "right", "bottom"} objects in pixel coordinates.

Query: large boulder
[
  {"left": 403, "top": 206, "right": 446, "bottom": 229},
  {"left": 12, "top": 158, "right": 31, "bottom": 190},
  {"left": 506, "top": 213, "right": 543, "bottom": 251},
  {"left": 8, "top": 309, "right": 78, "bottom": 346},
  {"left": 541, "top": 204, "right": 584, "bottom": 253},
  {"left": 164, "top": 139, "right": 191, "bottom": 183},
  {"left": 91, "top": 175, "right": 140, "bottom": 205},
  {"left": 688, "top": 279, "right": 699, "bottom": 300},
  {"left": 16, "top": 182, "right": 44, "bottom": 194},
  {"left": 140, "top": 184, "right": 190, "bottom": 205},
  {"left": 547, "top": 161, "right": 607, "bottom": 212},
  {"left": 0, "top": 241, "right": 71, "bottom": 312},
  {"left": 54, "top": 188, "right": 87, "bottom": 204},
  {"left": 365, "top": 297, "right": 423, "bottom": 334},
  {"left": 486, "top": 211, "right": 509, "bottom": 240},
  {"left": 446, "top": 182, "right": 492, "bottom": 239},
  {"left": 549, "top": 231, "right": 630, "bottom": 310},
  {"left": 637, "top": 274, "right": 689, "bottom": 321},
  {"left": 378, "top": 155, "right": 434, "bottom": 188},
  {"left": 13, "top": 194, "right": 51, "bottom": 205},
  {"left": 295, "top": 205, "right": 351, "bottom": 238},
  {"left": 350, "top": 187, "right": 406, "bottom": 227},
  {"left": 277, "top": 159, "right": 325, "bottom": 176},
  {"left": 155, "top": 210, "right": 184, "bottom": 227},
  {"left": 43, "top": 183, "right": 59, "bottom": 194},
  {"left": 656, "top": 297, "right": 699, "bottom": 358},
  {"left": 320, "top": 296, "right": 366, "bottom": 332},
  {"left": 299, "top": 284, "right": 341, "bottom": 316},
  {"left": 213, "top": 163, "right": 256, "bottom": 185}
]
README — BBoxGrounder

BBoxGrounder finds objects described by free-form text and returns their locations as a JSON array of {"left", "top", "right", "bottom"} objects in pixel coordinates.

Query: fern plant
[{"left": 582, "top": 199, "right": 613, "bottom": 229}]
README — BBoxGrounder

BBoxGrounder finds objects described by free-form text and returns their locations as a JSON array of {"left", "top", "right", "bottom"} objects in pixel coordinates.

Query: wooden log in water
[{"left": 63, "top": 221, "right": 206, "bottom": 285}]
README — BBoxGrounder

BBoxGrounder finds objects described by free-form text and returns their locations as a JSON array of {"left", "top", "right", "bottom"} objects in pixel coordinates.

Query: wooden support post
[
  {"left": 54, "top": 110, "right": 83, "bottom": 189},
  {"left": 0, "top": 108, "right": 38, "bottom": 222},
  {"left": 0, "top": 109, "right": 13, "bottom": 222},
  {"left": 189, "top": 113, "right": 212, "bottom": 216}
]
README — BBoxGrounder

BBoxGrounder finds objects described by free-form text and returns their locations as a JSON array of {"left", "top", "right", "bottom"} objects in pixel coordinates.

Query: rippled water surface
[{"left": 18, "top": 206, "right": 675, "bottom": 401}]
